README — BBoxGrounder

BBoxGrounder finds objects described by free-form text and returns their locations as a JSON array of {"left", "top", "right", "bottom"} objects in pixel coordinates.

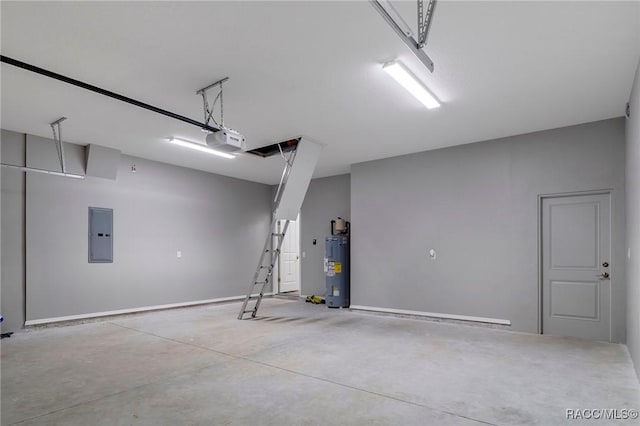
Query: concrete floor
[{"left": 1, "top": 299, "right": 639, "bottom": 426}]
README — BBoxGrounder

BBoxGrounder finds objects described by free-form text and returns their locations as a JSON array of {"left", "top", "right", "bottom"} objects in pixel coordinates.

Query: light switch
[
  {"left": 429, "top": 249, "right": 437, "bottom": 260},
  {"left": 177, "top": 250, "right": 182, "bottom": 258},
  {"left": 302, "top": 251, "right": 306, "bottom": 258}
]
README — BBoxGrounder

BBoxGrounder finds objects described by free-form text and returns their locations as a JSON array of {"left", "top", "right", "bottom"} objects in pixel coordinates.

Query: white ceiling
[{"left": 2, "top": 1, "right": 639, "bottom": 184}]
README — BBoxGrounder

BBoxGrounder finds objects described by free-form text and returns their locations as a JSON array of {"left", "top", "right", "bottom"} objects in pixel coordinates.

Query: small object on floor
[
  {"left": 305, "top": 295, "right": 325, "bottom": 304},
  {"left": 1, "top": 332, "right": 14, "bottom": 339}
]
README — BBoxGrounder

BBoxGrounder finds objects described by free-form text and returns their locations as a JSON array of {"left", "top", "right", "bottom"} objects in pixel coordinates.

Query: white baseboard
[
  {"left": 349, "top": 305, "right": 511, "bottom": 326},
  {"left": 24, "top": 293, "right": 275, "bottom": 326}
]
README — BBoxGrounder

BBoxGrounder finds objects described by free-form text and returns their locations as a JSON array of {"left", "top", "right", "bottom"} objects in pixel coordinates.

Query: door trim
[
  {"left": 274, "top": 212, "right": 301, "bottom": 294},
  {"left": 537, "top": 189, "right": 613, "bottom": 339}
]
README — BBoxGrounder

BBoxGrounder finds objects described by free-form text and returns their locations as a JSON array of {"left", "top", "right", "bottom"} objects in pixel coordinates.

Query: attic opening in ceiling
[{"left": 245, "top": 139, "right": 300, "bottom": 158}]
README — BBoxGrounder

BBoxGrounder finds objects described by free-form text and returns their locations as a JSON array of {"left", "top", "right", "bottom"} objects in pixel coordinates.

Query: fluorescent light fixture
[
  {"left": 168, "top": 137, "right": 235, "bottom": 159},
  {"left": 383, "top": 61, "right": 440, "bottom": 109}
]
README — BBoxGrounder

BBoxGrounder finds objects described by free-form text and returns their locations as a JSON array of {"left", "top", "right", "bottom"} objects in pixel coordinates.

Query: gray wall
[
  {"left": 627, "top": 58, "right": 640, "bottom": 379},
  {"left": 2, "top": 131, "right": 272, "bottom": 323},
  {"left": 1, "top": 130, "right": 26, "bottom": 332},
  {"left": 300, "top": 174, "right": 350, "bottom": 296},
  {"left": 351, "top": 118, "right": 627, "bottom": 341}
]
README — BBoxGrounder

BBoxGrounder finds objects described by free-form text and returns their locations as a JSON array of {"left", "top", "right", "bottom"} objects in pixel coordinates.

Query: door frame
[
  {"left": 537, "top": 189, "right": 613, "bottom": 338},
  {"left": 274, "top": 212, "right": 301, "bottom": 294}
]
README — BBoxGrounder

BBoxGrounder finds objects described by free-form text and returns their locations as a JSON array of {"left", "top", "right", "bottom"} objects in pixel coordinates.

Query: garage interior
[{"left": 2, "top": 1, "right": 640, "bottom": 425}]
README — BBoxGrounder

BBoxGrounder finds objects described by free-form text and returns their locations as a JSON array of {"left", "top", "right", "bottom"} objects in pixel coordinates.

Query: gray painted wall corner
[
  {"left": 1, "top": 130, "right": 27, "bottom": 332},
  {"left": 351, "top": 118, "right": 626, "bottom": 340},
  {"left": 300, "top": 174, "right": 350, "bottom": 296},
  {"left": 626, "top": 57, "right": 640, "bottom": 381},
  {"left": 1, "top": 130, "right": 273, "bottom": 324}
]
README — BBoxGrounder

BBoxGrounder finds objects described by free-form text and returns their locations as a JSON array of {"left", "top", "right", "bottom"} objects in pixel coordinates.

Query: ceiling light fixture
[
  {"left": 383, "top": 61, "right": 440, "bottom": 109},
  {"left": 168, "top": 137, "right": 235, "bottom": 159}
]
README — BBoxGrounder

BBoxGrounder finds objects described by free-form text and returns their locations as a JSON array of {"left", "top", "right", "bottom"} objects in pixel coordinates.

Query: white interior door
[
  {"left": 278, "top": 215, "right": 300, "bottom": 293},
  {"left": 541, "top": 193, "right": 611, "bottom": 341}
]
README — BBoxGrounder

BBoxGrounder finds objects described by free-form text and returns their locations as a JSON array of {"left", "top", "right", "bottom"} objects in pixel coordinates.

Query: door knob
[
  {"left": 598, "top": 272, "right": 610, "bottom": 279},
  {"left": 602, "top": 261, "right": 609, "bottom": 268}
]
